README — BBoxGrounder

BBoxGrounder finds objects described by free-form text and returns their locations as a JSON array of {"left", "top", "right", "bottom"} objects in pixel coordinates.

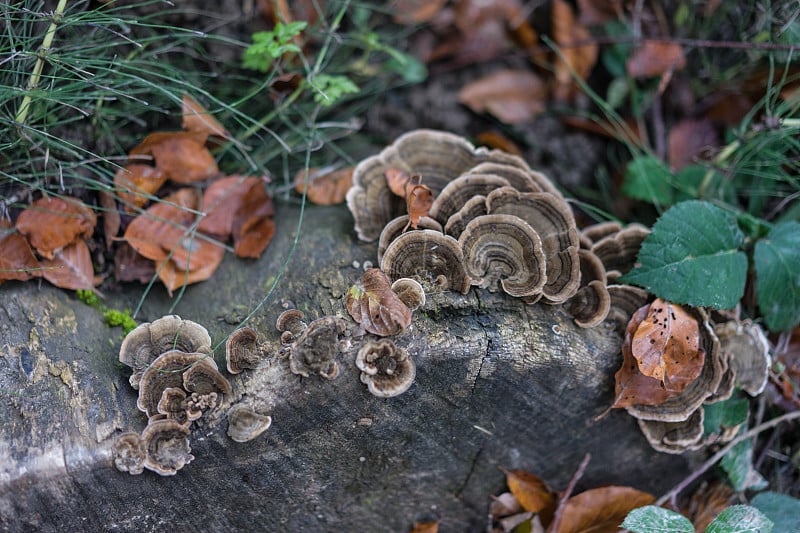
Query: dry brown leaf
[
  {"left": 489, "top": 492, "right": 524, "bottom": 520},
  {"left": 386, "top": 168, "right": 412, "bottom": 198},
  {"left": 552, "top": 0, "right": 598, "bottom": 102},
  {"left": 667, "top": 118, "right": 718, "bottom": 171},
  {"left": 157, "top": 243, "right": 225, "bottom": 297},
  {"left": 181, "top": 94, "right": 230, "bottom": 140},
  {"left": 234, "top": 216, "right": 275, "bottom": 259},
  {"left": 123, "top": 188, "right": 199, "bottom": 264},
  {"left": 129, "top": 131, "right": 217, "bottom": 184},
  {"left": 345, "top": 268, "right": 412, "bottom": 336},
  {"left": 631, "top": 298, "right": 704, "bottom": 393},
  {"left": 627, "top": 41, "right": 686, "bottom": 79},
  {"left": 611, "top": 303, "right": 673, "bottom": 408},
  {"left": 458, "top": 69, "right": 547, "bottom": 124},
  {"left": 231, "top": 179, "right": 276, "bottom": 259},
  {"left": 0, "top": 220, "right": 41, "bottom": 282},
  {"left": 406, "top": 184, "right": 434, "bottom": 230},
  {"left": 98, "top": 190, "right": 120, "bottom": 250},
  {"left": 683, "top": 481, "right": 735, "bottom": 532},
  {"left": 39, "top": 239, "right": 96, "bottom": 291},
  {"left": 553, "top": 486, "right": 655, "bottom": 533},
  {"left": 114, "top": 243, "right": 155, "bottom": 284},
  {"left": 114, "top": 164, "right": 167, "bottom": 212},
  {"left": 15, "top": 196, "right": 97, "bottom": 259},
  {"left": 476, "top": 131, "right": 523, "bottom": 156},
  {"left": 198, "top": 176, "right": 263, "bottom": 239},
  {"left": 293, "top": 166, "right": 354, "bottom": 205},
  {"left": 503, "top": 468, "right": 555, "bottom": 520},
  {"left": 129, "top": 130, "right": 208, "bottom": 158},
  {"left": 409, "top": 521, "right": 439, "bottom": 533},
  {"left": 392, "top": 0, "right": 447, "bottom": 24}
]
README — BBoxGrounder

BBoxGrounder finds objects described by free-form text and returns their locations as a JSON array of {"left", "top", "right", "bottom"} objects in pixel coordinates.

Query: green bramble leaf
[
  {"left": 751, "top": 492, "right": 800, "bottom": 532},
  {"left": 620, "top": 200, "right": 747, "bottom": 309},
  {"left": 622, "top": 155, "right": 674, "bottom": 206},
  {"left": 702, "top": 397, "right": 749, "bottom": 439},
  {"left": 706, "top": 505, "right": 772, "bottom": 533},
  {"left": 754, "top": 221, "right": 800, "bottom": 331},
  {"left": 721, "top": 436, "right": 767, "bottom": 492},
  {"left": 621, "top": 506, "right": 693, "bottom": 533}
]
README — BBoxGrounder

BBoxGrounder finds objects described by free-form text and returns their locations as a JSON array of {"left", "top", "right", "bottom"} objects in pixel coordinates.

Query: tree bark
[{"left": 0, "top": 202, "right": 694, "bottom": 532}]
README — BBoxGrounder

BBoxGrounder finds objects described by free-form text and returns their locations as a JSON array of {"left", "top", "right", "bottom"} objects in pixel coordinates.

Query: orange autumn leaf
[
  {"left": 631, "top": 298, "right": 704, "bottom": 393},
  {"left": 458, "top": 69, "right": 547, "bottom": 124},
  {"left": 476, "top": 131, "right": 523, "bottom": 155},
  {"left": 15, "top": 196, "right": 97, "bottom": 259},
  {"left": 114, "top": 243, "right": 155, "bottom": 284},
  {"left": 293, "top": 166, "right": 354, "bottom": 205},
  {"left": 130, "top": 131, "right": 218, "bottom": 184},
  {"left": 123, "top": 188, "right": 200, "bottom": 264},
  {"left": 392, "top": 0, "right": 447, "bottom": 25},
  {"left": 181, "top": 94, "right": 230, "bottom": 140},
  {"left": 345, "top": 268, "right": 412, "bottom": 336},
  {"left": 553, "top": 486, "right": 654, "bottom": 533},
  {"left": 129, "top": 130, "right": 208, "bottom": 158},
  {"left": 157, "top": 240, "right": 225, "bottom": 297},
  {"left": 612, "top": 303, "right": 673, "bottom": 408},
  {"left": 627, "top": 41, "right": 686, "bottom": 79},
  {"left": 552, "top": 0, "right": 598, "bottom": 102},
  {"left": 198, "top": 176, "right": 264, "bottom": 239},
  {"left": 386, "top": 168, "right": 412, "bottom": 198},
  {"left": 39, "top": 239, "right": 96, "bottom": 291},
  {"left": 231, "top": 179, "right": 276, "bottom": 259},
  {"left": 503, "top": 468, "right": 556, "bottom": 520},
  {"left": 113, "top": 164, "right": 167, "bottom": 212},
  {"left": 0, "top": 220, "right": 41, "bottom": 282},
  {"left": 406, "top": 183, "right": 434, "bottom": 230}
]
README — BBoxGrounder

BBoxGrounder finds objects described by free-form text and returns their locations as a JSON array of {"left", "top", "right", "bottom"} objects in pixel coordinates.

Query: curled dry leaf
[
  {"left": 631, "top": 298, "right": 704, "bottom": 393},
  {"left": 552, "top": 0, "right": 598, "bottom": 102},
  {"left": 293, "top": 166, "right": 354, "bottom": 206},
  {"left": 113, "top": 164, "right": 167, "bottom": 213},
  {"left": 231, "top": 179, "right": 275, "bottom": 259},
  {"left": 15, "top": 196, "right": 97, "bottom": 259},
  {"left": 626, "top": 40, "right": 686, "bottom": 79},
  {"left": 406, "top": 184, "right": 434, "bottom": 230},
  {"left": 130, "top": 131, "right": 218, "bottom": 185},
  {"left": 553, "top": 486, "right": 655, "bottom": 533},
  {"left": 385, "top": 168, "right": 412, "bottom": 198},
  {"left": 39, "top": 239, "right": 96, "bottom": 291},
  {"left": 476, "top": 131, "right": 523, "bottom": 156},
  {"left": 345, "top": 268, "right": 412, "bottom": 336},
  {"left": 0, "top": 220, "right": 41, "bottom": 282},
  {"left": 503, "top": 468, "right": 556, "bottom": 522},
  {"left": 458, "top": 69, "right": 547, "bottom": 124},
  {"left": 181, "top": 94, "right": 230, "bottom": 140}
]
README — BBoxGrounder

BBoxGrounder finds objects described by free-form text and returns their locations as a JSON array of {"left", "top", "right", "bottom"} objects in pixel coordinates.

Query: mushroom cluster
[
  {"left": 276, "top": 310, "right": 350, "bottom": 380},
  {"left": 114, "top": 315, "right": 231, "bottom": 475},
  {"left": 346, "top": 130, "right": 607, "bottom": 326}
]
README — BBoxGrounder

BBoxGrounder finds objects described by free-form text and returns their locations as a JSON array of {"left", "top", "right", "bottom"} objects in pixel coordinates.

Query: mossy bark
[{"left": 0, "top": 202, "right": 693, "bottom": 532}]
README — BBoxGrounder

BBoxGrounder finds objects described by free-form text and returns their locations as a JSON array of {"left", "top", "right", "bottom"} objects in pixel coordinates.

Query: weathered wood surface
[{"left": 0, "top": 202, "right": 694, "bottom": 532}]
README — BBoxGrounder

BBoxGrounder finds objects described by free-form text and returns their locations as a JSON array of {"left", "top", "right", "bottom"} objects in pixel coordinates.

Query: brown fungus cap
[
  {"left": 183, "top": 358, "right": 232, "bottom": 396},
  {"left": 355, "top": 339, "right": 416, "bottom": 398},
  {"left": 141, "top": 418, "right": 194, "bottom": 476},
  {"left": 156, "top": 387, "right": 189, "bottom": 426},
  {"left": 275, "top": 309, "right": 306, "bottom": 335},
  {"left": 119, "top": 315, "right": 211, "bottom": 388},
  {"left": 428, "top": 174, "right": 510, "bottom": 225},
  {"left": 486, "top": 187, "right": 581, "bottom": 303},
  {"left": 458, "top": 214, "right": 547, "bottom": 298},
  {"left": 581, "top": 221, "right": 623, "bottom": 244},
  {"left": 563, "top": 249, "right": 610, "bottom": 328},
  {"left": 391, "top": 278, "right": 426, "bottom": 311},
  {"left": 227, "top": 404, "right": 273, "bottom": 443},
  {"left": 443, "top": 195, "right": 488, "bottom": 239},
  {"left": 112, "top": 432, "right": 146, "bottom": 475},
  {"left": 466, "top": 162, "right": 546, "bottom": 194},
  {"left": 604, "top": 284, "right": 651, "bottom": 335},
  {"left": 226, "top": 326, "right": 267, "bottom": 374},
  {"left": 715, "top": 320, "right": 771, "bottom": 397},
  {"left": 637, "top": 409, "right": 705, "bottom": 454},
  {"left": 137, "top": 350, "right": 209, "bottom": 418},
  {"left": 590, "top": 223, "right": 650, "bottom": 281},
  {"left": 377, "top": 215, "right": 442, "bottom": 264},
  {"left": 381, "top": 229, "right": 471, "bottom": 294},
  {"left": 288, "top": 316, "right": 347, "bottom": 379}
]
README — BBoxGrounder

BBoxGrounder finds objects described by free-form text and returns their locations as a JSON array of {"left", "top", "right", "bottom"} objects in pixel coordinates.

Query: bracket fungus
[
  {"left": 355, "top": 339, "right": 416, "bottom": 398},
  {"left": 225, "top": 326, "right": 269, "bottom": 374},
  {"left": 136, "top": 350, "right": 210, "bottom": 418},
  {"left": 112, "top": 432, "right": 146, "bottom": 475},
  {"left": 381, "top": 229, "right": 470, "bottom": 294},
  {"left": 563, "top": 249, "right": 610, "bottom": 328},
  {"left": 157, "top": 387, "right": 190, "bottom": 426},
  {"left": 183, "top": 357, "right": 232, "bottom": 396},
  {"left": 443, "top": 195, "right": 488, "bottom": 239},
  {"left": 377, "top": 215, "right": 442, "bottom": 264},
  {"left": 227, "top": 404, "right": 273, "bottom": 443},
  {"left": 458, "top": 214, "right": 546, "bottom": 298},
  {"left": 428, "top": 174, "right": 510, "bottom": 224},
  {"left": 391, "top": 278, "right": 426, "bottom": 311},
  {"left": 141, "top": 418, "right": 194, "bottom": 476},
  {"left": 637, "top": 409, "right": 706, "bottom": 454},
  {"left": 119, "top": 315, "right": 211, "bottom": 389},
  {"left": 583, "top": 222, "right": 650, "bottom": 282},
  {"left": 715, "top": 320, "right": 771, "bottom": 397},
  {"left": 286, "top": 316, "right": 348, "bottom": 379}
]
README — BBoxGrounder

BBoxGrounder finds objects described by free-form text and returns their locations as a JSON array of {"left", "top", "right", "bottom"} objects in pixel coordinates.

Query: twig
[
  {"left": 16, "top": 0, "right": 69, "bottom": 126},
  {"left": 548, "top": 453, "right": 591, "bottom": 533},
  {"left": 655, "top": 410, "right": 800, "bottom": 508}
]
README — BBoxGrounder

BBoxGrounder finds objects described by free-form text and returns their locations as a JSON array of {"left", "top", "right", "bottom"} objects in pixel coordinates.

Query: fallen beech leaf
[
  {"left": 553, "top": 486, "right": 655, "bottom": 533},
  {"left": 199, "top": 176, "right": 263, "bottom": 239},
  {"left": 503, "top": 468, "right": 555, "bottom": 520},
  {"left": 406, "top": 184, "right": 434, "bottom": 230},
  {"left": 181, "top": 94, "right": 230, "bottom": 140},
  {"left": 667, "top": 118, "right": 718, "bottom": 171},
  {"left": 476, "top": 131, "right": 523, "bottom": 155},
  {"left": 458, "top": 69, "right": 547, "bottom": 124},
  {"left": 386, "top": 168, "right": 412, "bottom": 198},
  {"left": 97, "top": 190, "right": 120, "bottom": 250},
  {"left": 114, "top": 243, "right": 155, "bottom": 283},
  {"left": 113, "top": 164, "right": 167, "bottom": 212},
  {"left": 15, "top": 196, "right": 97, "bottom": 259},
  {"left": 231, "top": 179, "right": 276, "bottom": 259},
  {"left": 552, "top": 0, "right": 598, "bottom": 102},
  {"left": 631, "top": 298, "right": 704, "bottom": 393},
  {"left": 39, "top": 239, "right": 96, "bottom": 291},
  {"left": 684, "top": 481, "right": 735, "bottom": 532},
  {"left": 129, "top": 130, "right": 208, "bottom": 158},
  {"left": 392, "top": 0, "right": 447, "bottom": 24},
  {"left": 0, "top": 220, "right": 41, "bottom": 282},
  {"left": 627, "top": 41, "right": 686, "bottom": 79},
  {"left": 124, "top": 188, "right": 199, "bottom": 264},
  {"left": 157, "top": 240, "right": 225, "bottom": 297},
  {"left": 345, "top": 268, "right": 412, "bottom": 336},
  {"left": 130, "top": 131, "right": 217, "bottom": 184},
  {"left": 410, "top": 521, "right": 439, "bottom": 533},
  {"left": 489, "top": 492, "right": 523, "bottom": 520},
  {"left": 611, "top": 303, "right": 673, "bottom": 408},
  {"left": 293, "top": 166, "right": 354, "bottom": 205},
  {"left": 234, "top": 216, "right": 275, "bottom": 259}
]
